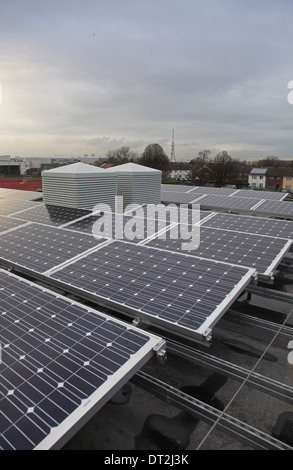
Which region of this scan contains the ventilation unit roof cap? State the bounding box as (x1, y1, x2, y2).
(42, 162, 117, 178)
(107, 162, 162, 175)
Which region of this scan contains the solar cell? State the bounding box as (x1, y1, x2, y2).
(48, 241, 254, 343)
(0, 223, 108, 275)
(0, 199, 40, 216)
(160, 186, 288, 206)
(201, 212, 293, 239)
(10, 204, 91, 227)
(161, 184, 190, 192)
(0, 215, 31, 234)
(254, 199, 293, 217)
(186, 186, 238, 196)
(2, 190, 43, 202)
(234, 189, 287, 201)
(161, 190, 204, 204)
(192, 194, 261, 211)
(0, 189, 14, 197)
(144, 226, 292, 277)
(65, 209, 174, 243)
(0, 269, 164, 449)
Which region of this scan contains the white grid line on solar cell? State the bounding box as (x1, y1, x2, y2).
(63, 210, 173, 244)
(0, 189, 14, 197)
(250, 200, 266, 211)
(201, 212, 293, 240)
(161, 186, 288, 202)
(190, 194, 209, 204)
(0, 223, 108, 275)
(63, 207, 203, 246)
(47, 241, 255, 343)
(161, 184, 190, 193)
(0, 269, 164, 450)
(0, 216, 31, 235)
(9, 204, 92, 227)
(0, 199, 42, 216)
(161, 190, 204, 204)
(188, 186, 238, 196)
(2, 190, 43, 202)
(143, 226, 292, 276)
(253, 199, 293, 217)
(193, 194, 261, 211)
(234, 190, 287, 201)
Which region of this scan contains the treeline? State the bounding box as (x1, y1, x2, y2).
(103, 143, 171, 179)
(100, 145, 293, 187)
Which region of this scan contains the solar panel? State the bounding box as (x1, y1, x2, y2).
(47, 241, 254, 343)
(192, 194, 261, 211)
(161, 186, 288, 206)
(0, 269, 165, 450)
(161, 184, 190, 192)
(161, 190, 204, 204)
(186, 186, 238, 196)
(144, 226, 292, 277)
(64, 210, 174, 243)
(0, 189, 14, 197)
(201, 212, 293, 240)
(235, 189, 287, 201)
(253, 200, 293, 218)
(250, 168, 267, 175)
(0, 223, 108, 275)
(0, 215, 31, 234)
(0, 199, 41, 216)
(10, 204, 91, 227)
(2, 190, 43, 202)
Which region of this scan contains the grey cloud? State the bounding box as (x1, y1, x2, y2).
(1, 0, 293, 160)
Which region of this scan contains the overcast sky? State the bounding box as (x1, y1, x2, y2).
(1, 0, 293, 161)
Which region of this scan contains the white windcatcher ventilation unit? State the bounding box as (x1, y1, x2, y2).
(107, 163, 162, 209)
(41, 162, 117, 211)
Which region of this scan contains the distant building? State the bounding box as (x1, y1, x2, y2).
(169, 163, 191, 180)
(0, 155, 24, 177)
(248, 168, 268, 189)
(248, 167, 293, 192)
(266, 167, 293, 192)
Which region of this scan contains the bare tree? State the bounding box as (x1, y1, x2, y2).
(257, 156, 279, 167)
(139, 143, 171, 179)
(213, 151, 234, 187)
(187, 163, 214, 186)
(106, 146, 139, 166)
(187, 149, 213, 185)
(195, 149, 211, 168)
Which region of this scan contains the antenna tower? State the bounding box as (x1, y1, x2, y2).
(171, 129, 176, 162)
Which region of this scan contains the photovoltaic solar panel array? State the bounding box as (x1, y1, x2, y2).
(0, 188, 293, 449)
(161, 184, 293, 218)
(201, 212, 293, 239)
(0, 223, 109, 275)
(144, 226, 291, 277)
(46, 241, 254, 342)
(0, 269, 164, 450)
(162, 184, 288, 200)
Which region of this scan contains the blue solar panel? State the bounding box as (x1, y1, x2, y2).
(10, 204, 91, 227)
(47, 241, 254, 343)
(0, 223, 108, 275)
(0, 269, 164, 449)
(144, 226, 292, 277)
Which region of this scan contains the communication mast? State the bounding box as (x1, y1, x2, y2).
(171, 129, 176, 162)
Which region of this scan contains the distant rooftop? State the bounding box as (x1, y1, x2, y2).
(250, 168, 268, 175)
